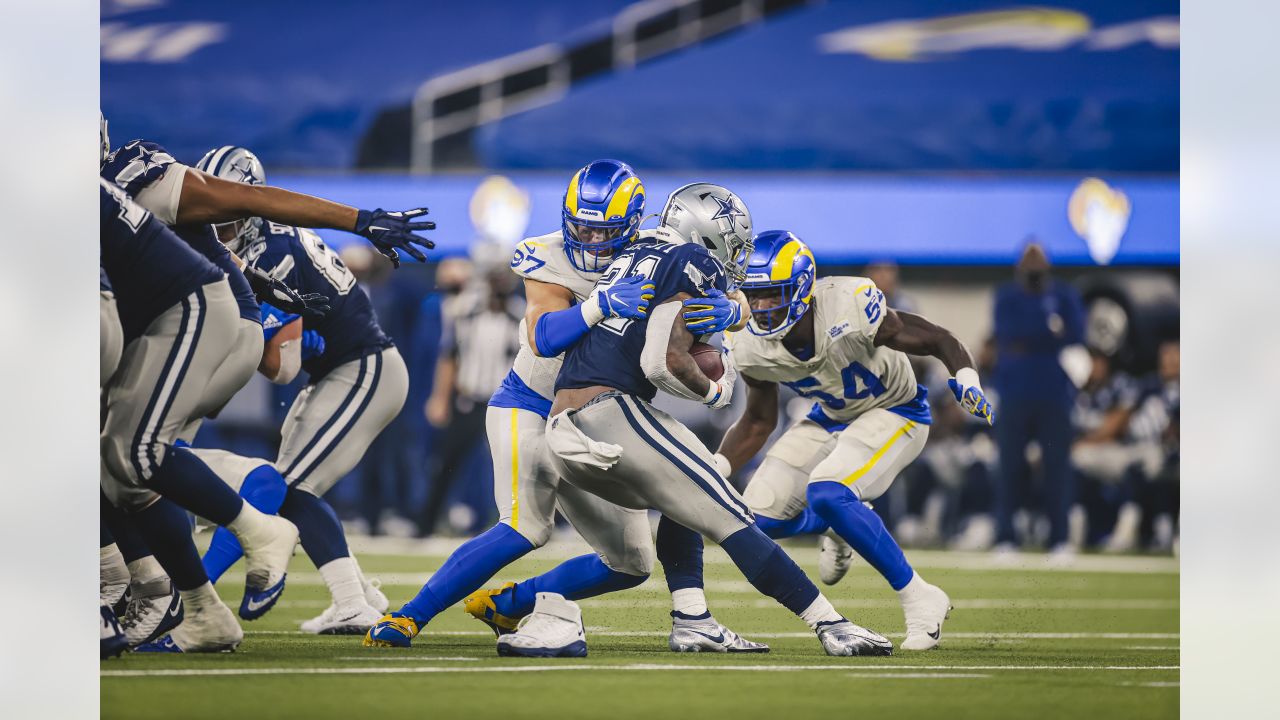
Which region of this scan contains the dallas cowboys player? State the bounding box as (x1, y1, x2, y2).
(495, 184, 891, 658)
(665, 231, 995, 651)
(181, 146, 407, 635)
(365, 163, 761, 653)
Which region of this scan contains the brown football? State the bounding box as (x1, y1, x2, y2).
(689, 341, 724, 381)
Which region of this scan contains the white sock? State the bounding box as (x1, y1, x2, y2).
(179, 581, 221, 612)
(896, 572, 926, 604)
(319, 556, 365, 608)
(225, 501, 268, 542)
(799, 594, 844, 629)
(671, 588, 708, 617)
(100, 543, 130, 587)
(126, 555, 166, 586)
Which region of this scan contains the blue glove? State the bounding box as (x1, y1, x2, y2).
(300, 330, 326, 360)
(948, 378, 995, 426)
(682, 288, 741, 334)
(354, 208, 436, 267)
(596, 275, 655, 320)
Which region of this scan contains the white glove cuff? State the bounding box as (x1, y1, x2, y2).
(955, 367, 982, 393)
(580, 292, 606, 325)
(712, 453, 732, 478)
(702, 380, 724, 405)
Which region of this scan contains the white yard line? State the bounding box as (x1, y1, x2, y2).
(245, 630, 1180, 640)
(572, 597, 1177, 610)
(102, 663, 1180, 679)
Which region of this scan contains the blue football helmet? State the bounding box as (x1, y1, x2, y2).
(561, 159, 645, 272)
(741, 230, 816, 337)
(195, 145, 267, 253)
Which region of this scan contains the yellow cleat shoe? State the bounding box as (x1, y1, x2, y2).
(462, 583, 522, 637)
(362, 613, 420, 648)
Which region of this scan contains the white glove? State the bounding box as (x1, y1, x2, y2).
(1058, 344, 1092, 389)
(702, 348, 738, 409)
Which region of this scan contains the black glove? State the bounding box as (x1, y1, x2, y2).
(354, 207, 436, 267)
(244, 266, 330, 320)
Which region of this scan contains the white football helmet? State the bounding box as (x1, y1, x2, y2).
(195, 145, 268, 253)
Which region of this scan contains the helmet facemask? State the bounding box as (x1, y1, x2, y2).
(213, 217, 262, 255)
(562, 212, 636, 272)
(743, 273, 813, 337)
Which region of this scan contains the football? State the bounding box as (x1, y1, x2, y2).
(689, 341, 724, 381)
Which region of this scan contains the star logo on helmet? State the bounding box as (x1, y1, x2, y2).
(710, 195, 745, 227)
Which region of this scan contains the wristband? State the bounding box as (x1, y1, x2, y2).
(702, 380, 724, 406)
(712, 453, 732, 478)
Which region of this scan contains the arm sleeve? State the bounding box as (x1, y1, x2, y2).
(270, 336, 302, 385)
(640, 300, 706, 403)
(533, 305, 593, 358)
(132, 163, 188, 226)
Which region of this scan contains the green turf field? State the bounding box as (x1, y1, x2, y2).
(101, 539, 1178, 719)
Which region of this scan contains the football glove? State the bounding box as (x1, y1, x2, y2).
(596, 275, 655, 320)
(354, 208, 436, 267)
(300, 330, 326, 360)
(948, 377, 995, 426)
(681, 288, 741, 334)
(702, 348, 738, 410)
(244, 266, 330, 320)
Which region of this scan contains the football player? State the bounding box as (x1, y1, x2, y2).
(663, 231, 995, 651)
(497, 183, 892, 658)
(365, 162, 763, 653)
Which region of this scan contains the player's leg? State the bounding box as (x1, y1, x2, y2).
(546, 394, 891, 657)
(993, 397, 1033, 547)
(806, 409, 950, 650)
(101, 289, 123, 389)
(276, 347, 408, 631)
(378, 406, 557, 645)
(185, 448, 288, 583)
(100, 487, 183, 647)
(1037, 400, 1076, 553)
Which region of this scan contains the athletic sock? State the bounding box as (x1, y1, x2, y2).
(178, 581, 221, 612)
(671, 588, 709, 617)
(202, 464, 288, 582)
(755, 508, 830, 539)
(807, 481, 914, 590)
(655, 517, 703, 593)
(144, 446, 245, 526)
(399, 523, 534, 624)
(278, 487, 350, 568)
(130, 498, 209, 592)
(493, 553, 648, 620)
(718, 524, 820, 616)
(896, 572, 928, 603)
(100, 544, 130, 592)
(319, 557, 365, 608)
(799, 595, 845, 630)
(126, 555, 166, 586)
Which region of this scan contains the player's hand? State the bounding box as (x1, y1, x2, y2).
(682, 288, 741, 334)
(245, 266, 330, 319)
(703, 349, 738, 410)
(597, 275, 655, 320)
(300, 330, 326, 360)
(354, 208, 436, 267)
(948, 378, 995, 426)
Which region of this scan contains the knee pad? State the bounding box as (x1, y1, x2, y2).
(742, 457, 810, 519)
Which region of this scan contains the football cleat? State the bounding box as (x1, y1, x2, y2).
(816, 619, 893, 657)
(309, 602, 384, 636)
(136, 599, 242, 653)
(900, 580, 952, 651)
(669, 611, 769, 653)
(818, 531, 855, 585)
(238, 514, 298, 620)
(120, 578, 184, 647)
(363, 613, 420, 648)
(463, 583, 522, 637)
(100, 604, 129, 660)
(496, 593, 587, 658)
(301, 575, 388, 633)
(110, 585, 132, 619)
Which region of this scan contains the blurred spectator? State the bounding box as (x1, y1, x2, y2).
(1128, 339, 1180, 550)
(417, 248, 524, 537)
(864, 261, 918, 314)
(991, 242, 1086, 554)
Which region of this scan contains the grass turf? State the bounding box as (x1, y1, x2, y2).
(101, 541, 1178, 719)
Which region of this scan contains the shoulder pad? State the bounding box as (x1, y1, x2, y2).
(101, 139, 179, 197)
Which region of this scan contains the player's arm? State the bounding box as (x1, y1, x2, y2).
(641, 294, 736, 408)
(875, 309, 994, 425)
(260, 318, 303, 384)
(175, 169, 435, 266)
(714, 373, 779, 475)
(524, 275, 653, 358)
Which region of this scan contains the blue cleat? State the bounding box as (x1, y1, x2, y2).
(100, 604, 129, 660)
(495, 593, 588, 658)
(363, 613, 420, 648)
(134, 635, 183, 653)
(239, 573, 286, 621)
(120, 579, 183, 647)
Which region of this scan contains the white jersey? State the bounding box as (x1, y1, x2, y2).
(727, 276, 923, 425)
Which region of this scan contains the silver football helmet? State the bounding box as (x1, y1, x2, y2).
(195, 145, 268, 253)
(659, 182, 753, 287)
(99, 111, 110, 167)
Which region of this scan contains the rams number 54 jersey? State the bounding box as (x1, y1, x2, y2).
(727, 277, 931, 430)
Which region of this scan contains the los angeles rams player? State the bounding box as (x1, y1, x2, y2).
(365, 162, 762, 653)
(496, 183, 891, 658)
(665, 231, 995, 651)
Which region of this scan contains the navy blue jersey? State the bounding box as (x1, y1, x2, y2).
(243, 222, 391, 381)
(102, 139, 259, 324)
(99, 179, 223, 341)
(556, 241, 729, 401)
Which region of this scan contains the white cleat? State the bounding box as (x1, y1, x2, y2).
(669, 612, 769, 653)
(306, 602, 384, 636)
(301, 575, 388, 633)
(816, 620, 893, 657)
(901, 581, 952, 651)
(496, 593, 588, 658)
(818, 531, 855, 585)
(138, 600, 243, 654)
(119, 578, 183, 647)
(238, 515, 299, 620)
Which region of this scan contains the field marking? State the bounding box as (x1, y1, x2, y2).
(574, 597, 1178, 611)
(102, 663, 1179, 679)
(846, 673, 990, 679)
(244, 630, 1180, 640)
(334, 656, 478, 662)
(1123, 646, 1180, 651)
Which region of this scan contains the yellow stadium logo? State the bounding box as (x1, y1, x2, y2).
(1068, 177, 1131, 266)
